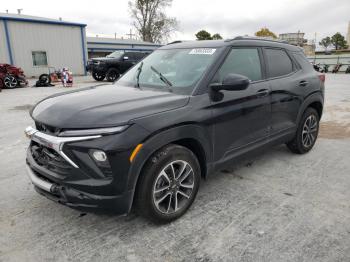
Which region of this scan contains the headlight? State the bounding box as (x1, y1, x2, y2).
(58, 125, 129, 137)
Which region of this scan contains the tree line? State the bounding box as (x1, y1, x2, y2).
(319, 33, 348, 51)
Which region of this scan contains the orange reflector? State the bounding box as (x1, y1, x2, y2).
(130, 144, 143, 162)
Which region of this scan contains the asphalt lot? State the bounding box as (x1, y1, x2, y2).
(0, 74, 349, 262)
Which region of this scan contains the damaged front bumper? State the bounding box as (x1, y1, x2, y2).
(24, 126, 134, 214)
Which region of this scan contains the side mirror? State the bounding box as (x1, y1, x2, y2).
(123, 56, 129, 61)
(210, 73, 250, 92)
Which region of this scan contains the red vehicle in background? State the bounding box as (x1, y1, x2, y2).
(0, 64, 28, 90)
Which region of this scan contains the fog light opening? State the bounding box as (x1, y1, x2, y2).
(92, 150, 107, 162)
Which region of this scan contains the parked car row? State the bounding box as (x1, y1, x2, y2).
(312, 62, 350, 73)
(0, 63, 28, 91)
(1, 49, 150, 91)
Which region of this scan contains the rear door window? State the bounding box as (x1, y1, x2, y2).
(265, 48, 294, 78)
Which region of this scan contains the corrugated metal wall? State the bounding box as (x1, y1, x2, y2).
(0, 20, 10, 63)
(6, 21, 85, 76)
(87, 43, 159, 51)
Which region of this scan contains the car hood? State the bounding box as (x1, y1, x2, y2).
(31, 84, 189, 129)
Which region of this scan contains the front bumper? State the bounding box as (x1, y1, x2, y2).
(26, 161, 133, 212)
(86, 63, 107, 74)
(25, 126, 136, 214)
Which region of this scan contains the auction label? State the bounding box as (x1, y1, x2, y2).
(189, 48, 216, 55)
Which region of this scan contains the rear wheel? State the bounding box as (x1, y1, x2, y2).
(287, 107, 319, 154)
(4, 75, 18, 88)
(135, 144, 200, 223)
(106, 68, 120, 82)
(92, 72, 105, 81)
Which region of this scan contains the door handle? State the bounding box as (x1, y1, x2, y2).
(299, 80, 308, 87)
(256, 89, 269, 97)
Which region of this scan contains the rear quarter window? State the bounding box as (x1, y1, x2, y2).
(292, 52, 314, 71)
(265, 48, 294, 78)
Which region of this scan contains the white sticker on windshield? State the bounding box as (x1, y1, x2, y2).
(189, 48, 216, 55)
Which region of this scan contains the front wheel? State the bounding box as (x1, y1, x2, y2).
(286, 107, 320, 154)
(135, 144, 201, 223)
(92, 72, 105, 81)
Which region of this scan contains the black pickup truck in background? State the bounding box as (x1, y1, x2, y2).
(86, 50, 150, 82)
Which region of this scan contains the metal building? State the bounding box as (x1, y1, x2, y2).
(0, 13, 87, 77)
(87, 37, 161, 58)
(279, 32, 307, 46)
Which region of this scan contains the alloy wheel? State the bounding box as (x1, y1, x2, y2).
(153, 160, 195, 214)
(92, 72, 105, 81)
(302, 114, 318, 148)
(4, 75, 17, 88)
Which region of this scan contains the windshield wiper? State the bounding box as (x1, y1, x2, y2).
(150, 66, 173, 89)
(135, 62, 143, 88)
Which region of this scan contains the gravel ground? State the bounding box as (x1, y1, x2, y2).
(0, 74, 349, 262)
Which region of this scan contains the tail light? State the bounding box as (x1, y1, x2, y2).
(318, 74, 325, 83)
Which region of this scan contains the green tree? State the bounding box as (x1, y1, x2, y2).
(319, 36, 332, 51)
(195, 30, 212, 40)
(212, 33, 223, 40)
(128, 0, 178, 43)
(255, 28, 277, 39)
(331, 32, 348, 50)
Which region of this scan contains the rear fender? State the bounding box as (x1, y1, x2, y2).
(296, 91, 324, 124)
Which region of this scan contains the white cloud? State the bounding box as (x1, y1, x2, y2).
(2, 0, 349, 43)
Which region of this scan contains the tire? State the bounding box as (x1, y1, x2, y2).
(92, 72, 105, 81)
(286, 107, 320, 154)
(135, 144, 201, 223)
(38, 74, 51, 85)
(4, 75, 18, 88)
(106, 68, 120, 82)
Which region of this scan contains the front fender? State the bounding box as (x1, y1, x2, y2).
(126, 124, 213, 192)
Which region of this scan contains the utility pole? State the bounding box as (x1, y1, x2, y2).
(125, 29, 136, 40)
(314, 32, 317, 59)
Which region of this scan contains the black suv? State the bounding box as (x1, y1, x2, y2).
(25, 37, 325, 223)
(86, 51, 150, 82)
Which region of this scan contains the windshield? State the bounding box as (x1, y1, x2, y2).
(106, 50, 124, 58)
(117, 48, 220, 95)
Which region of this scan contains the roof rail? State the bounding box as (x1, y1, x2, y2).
(167, 40, 183, 45)
(225, 36, 289, 44)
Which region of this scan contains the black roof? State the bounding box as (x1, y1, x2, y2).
(161, 37, 302, 52)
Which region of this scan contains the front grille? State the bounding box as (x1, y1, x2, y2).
(30, 141, 72, 176)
